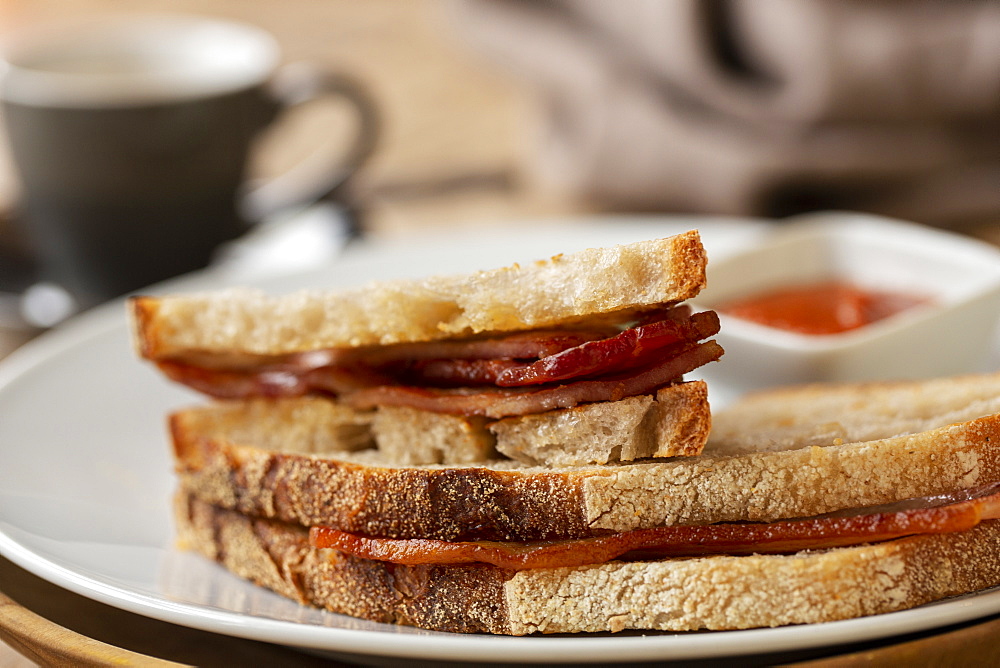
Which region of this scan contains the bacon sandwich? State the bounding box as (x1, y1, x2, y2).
(131, 233, 1000, 634)
(132, 232, 722, 467)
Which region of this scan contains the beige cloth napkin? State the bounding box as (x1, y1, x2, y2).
(455, 0, 1000, 225)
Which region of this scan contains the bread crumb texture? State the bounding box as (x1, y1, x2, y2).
(132, 232, 706, 357)
(583, 416, 1000, 530)
(492, 382, 710, 466)
(708, 374, 1000, 454)
(178, 493, 1000, 634)
(373, 406, 497, 465)
(505, 521, 1000, 634)
(172, 379, 1000, 539)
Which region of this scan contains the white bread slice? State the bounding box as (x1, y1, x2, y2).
(130, 231, 707, 359)
(169, 380, 709, 470)
(371, 406, 497, 465)
(708, 373, 1000, 455)
(177, 395, 375, 455)
(491, 382, 709, 466)
(176, 491, 1000, 635)
(170, 372, 1000, 541)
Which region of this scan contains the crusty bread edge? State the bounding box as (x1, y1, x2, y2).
(176, 491, 513, 633)
(172, 406, 1000, 539)
(129, 296, 160, 362)
(584, 414, 1000, 531)
(131, 231, 707, 359)
(505, 519, 1000, 634)
(176, 491, 1000, 635)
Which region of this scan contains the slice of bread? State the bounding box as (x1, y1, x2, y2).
(176, 491, 1000, 635)
(371, 381, 710, 467)
(169, 379, 709, 467)
(131, 231, 707, 359)
(371, 406, 497, 465)
(492, 382, 710, 466)
(170, 394, 671, 542)
(708, 373, 1000, 455)
(171, 373, 1000, 541)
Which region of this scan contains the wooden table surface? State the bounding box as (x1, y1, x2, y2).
(2, 2, 1000, 666)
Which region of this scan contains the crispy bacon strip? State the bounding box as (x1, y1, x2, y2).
(156, 362, 306, 398)
(496, 311, 720, 387)
(342, 341, 723, 418)
(311, 484, 1000, 570)
(392, 311, 718, 387)
(153, 307, 721, 416)
(154, 325, 630, 399)
(157, 338, 722, 410)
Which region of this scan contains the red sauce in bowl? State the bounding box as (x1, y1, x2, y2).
(719, 281, 928, 335)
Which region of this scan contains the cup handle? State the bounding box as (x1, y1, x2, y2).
(239, 62, 380, 223)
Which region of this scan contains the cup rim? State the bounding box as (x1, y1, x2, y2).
(0, 13, 281, 108)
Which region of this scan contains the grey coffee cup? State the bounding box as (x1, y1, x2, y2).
(0, 15, 378, 307)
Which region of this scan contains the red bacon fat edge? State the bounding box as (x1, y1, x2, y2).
(156, 306, 722, 416)
(496, 310, 720, 386)
(310, 483, 1000, 570)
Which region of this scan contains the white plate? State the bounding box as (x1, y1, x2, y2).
(3, 216, 1000, 665)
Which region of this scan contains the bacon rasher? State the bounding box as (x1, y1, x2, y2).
(343, 341, 723, 418)
(496, 311, 720, 386)
(152, 306, 722, 418)
(310, 483, 1000, 571)
(153, 307, 721, 417)
(333, 327, 621, 365)
(387, 310, 719, 388)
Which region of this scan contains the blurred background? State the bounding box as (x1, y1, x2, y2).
(0, 0, 998, 343)
(0, 0, 558, 252)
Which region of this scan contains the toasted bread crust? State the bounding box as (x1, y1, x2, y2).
(130, 232, 707, 359)
(175, 491, 513, 633)
(173, 434, 592, 541)
(176, 492, 1000, 635)
(168, 382, 713, 540)
(172, 401, 1000, 540)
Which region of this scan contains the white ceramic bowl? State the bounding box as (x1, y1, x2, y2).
(691, 212, 1000, 401)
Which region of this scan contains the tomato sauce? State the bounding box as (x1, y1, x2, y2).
(719, 281, 927, 335)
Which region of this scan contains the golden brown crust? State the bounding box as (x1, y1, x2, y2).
(172, 400, 1000, 540)
(172, 408, 595, 540)
(130, 232, 707, 360)
(128, 296, 160, 362)
(648, 381, 711, 458)
(175, 491, 514, 633)
(176, 492, 1000, 635)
